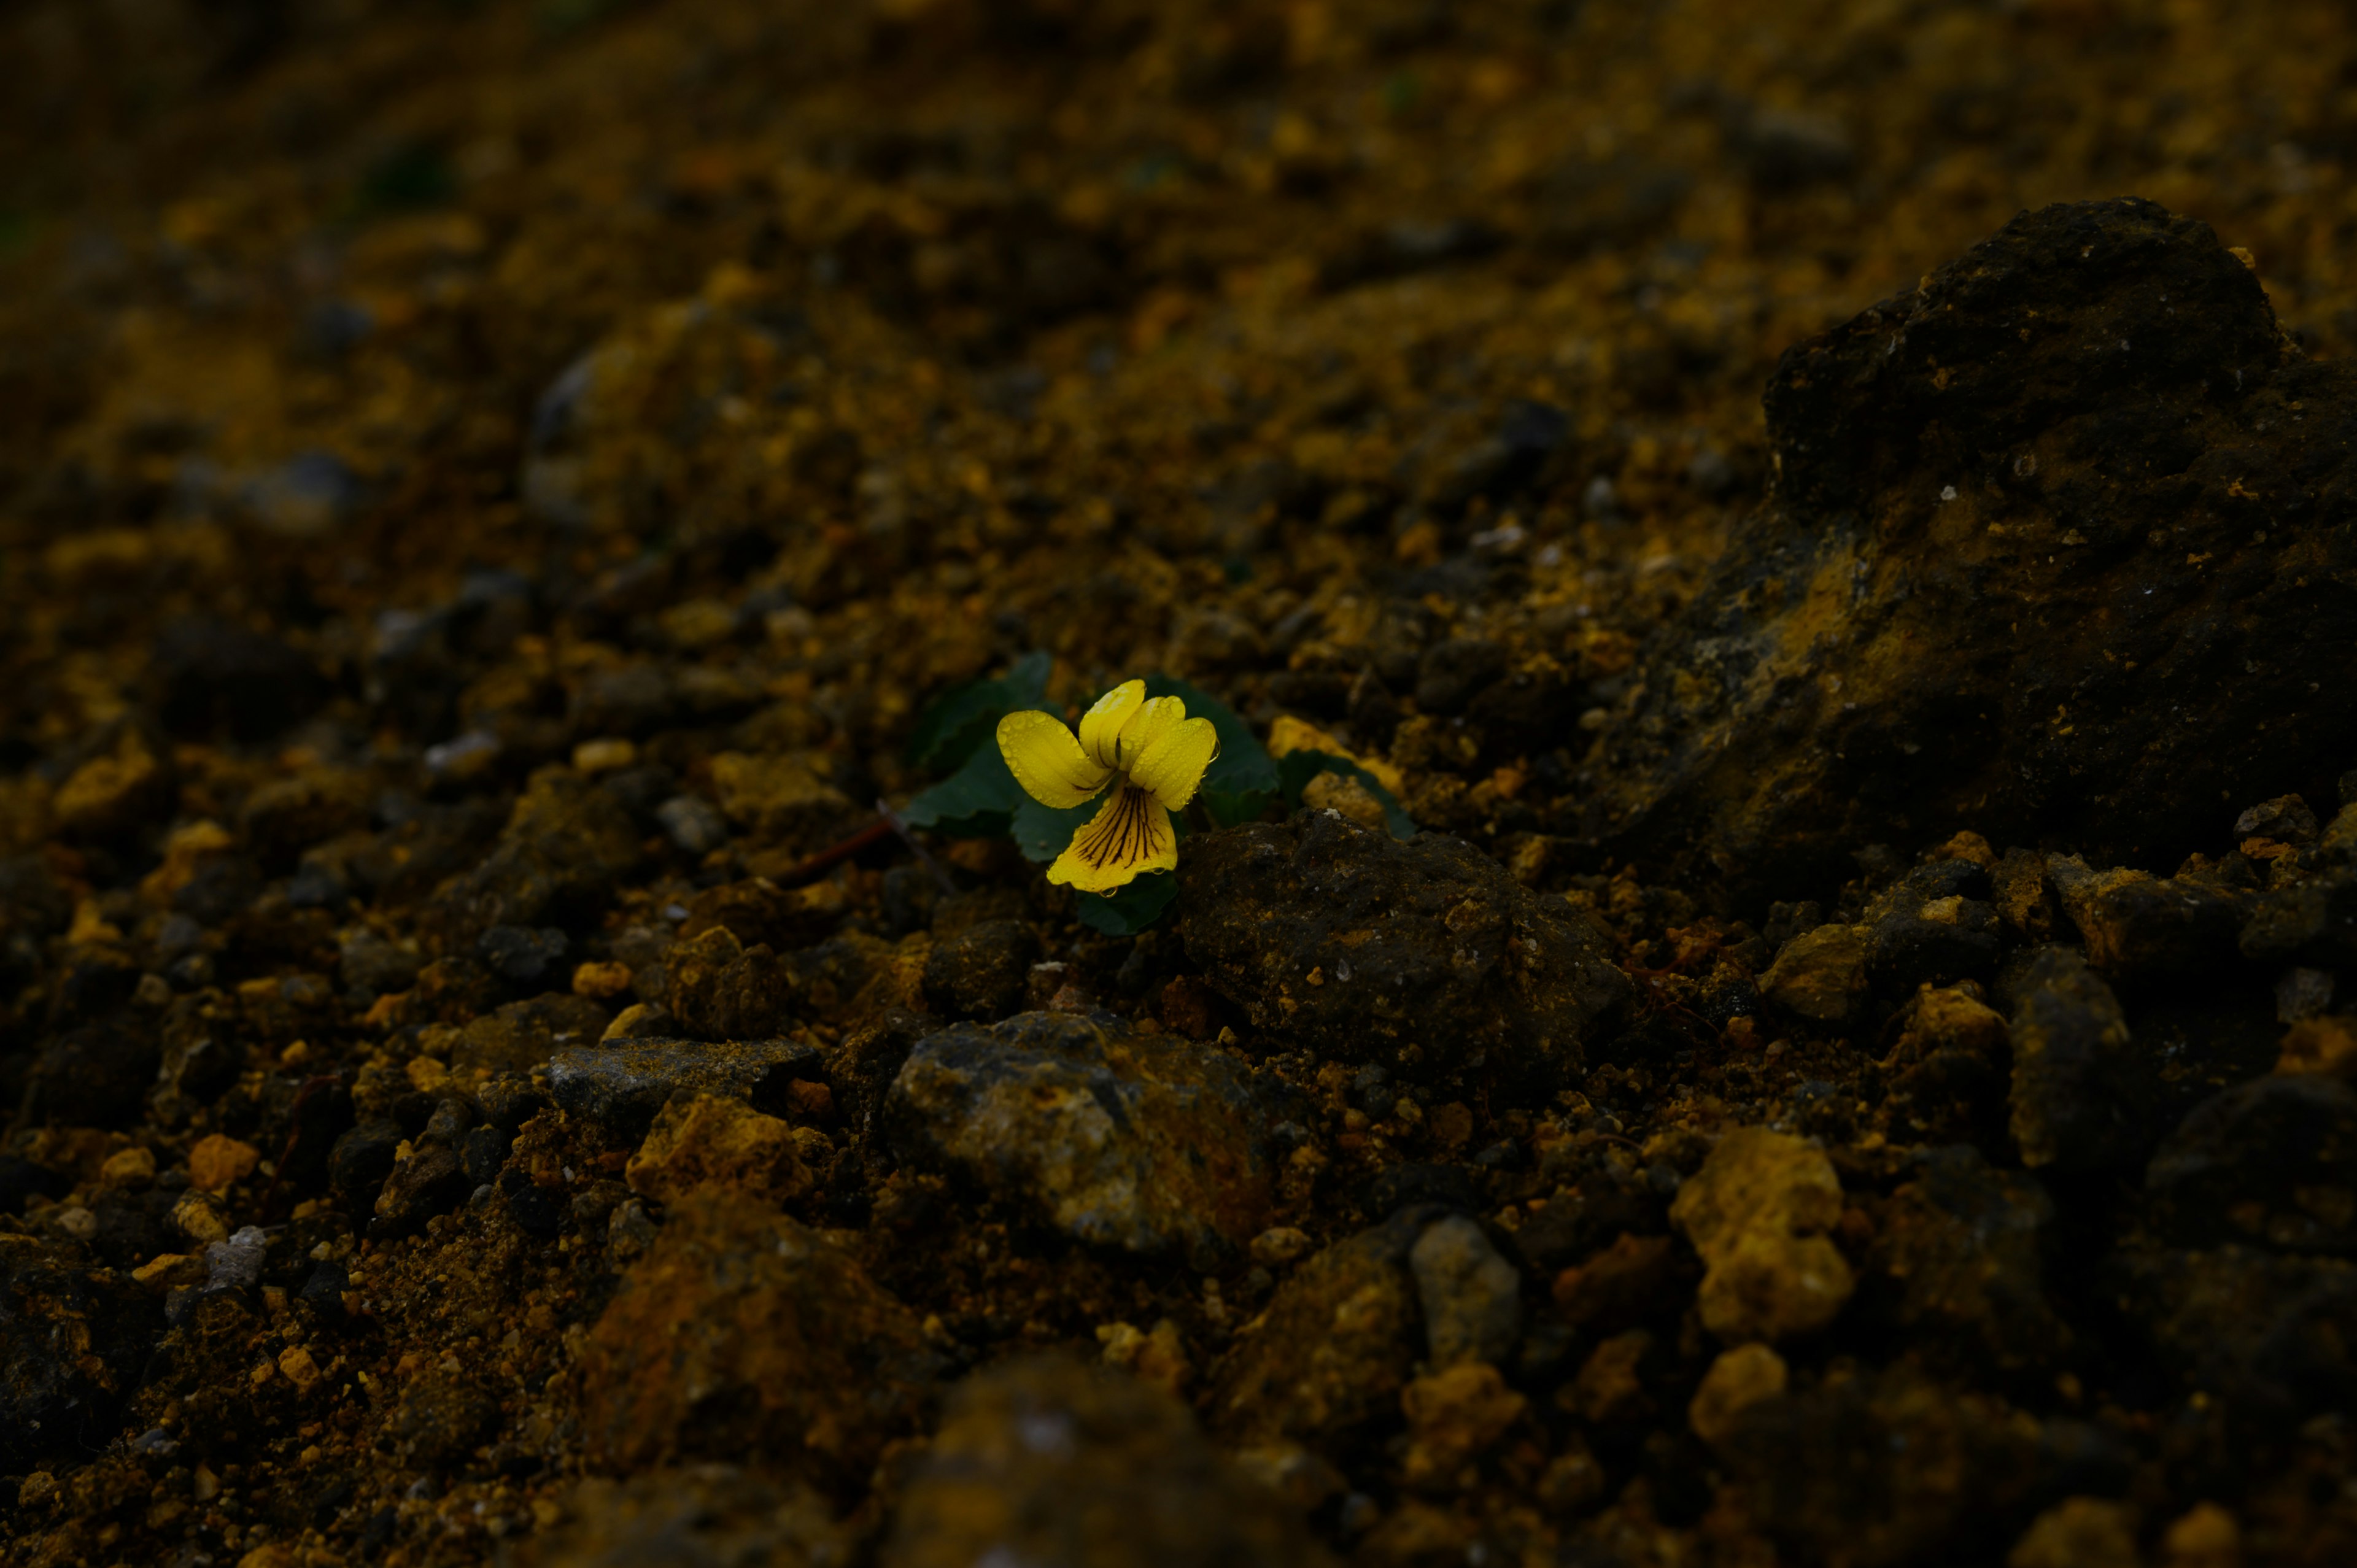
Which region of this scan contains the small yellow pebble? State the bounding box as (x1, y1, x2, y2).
(571, 736, 638, 774)
(99, 1146, 157, 1188)
(187, 1134, 260, 1194)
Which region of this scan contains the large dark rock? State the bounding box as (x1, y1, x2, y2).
(1583, 199, 2354, 893)
(884, 1011, 1285, 1267)
(1177, 811, 1628, 1093)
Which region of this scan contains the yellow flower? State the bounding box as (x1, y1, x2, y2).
(996, 679, 1220, 893)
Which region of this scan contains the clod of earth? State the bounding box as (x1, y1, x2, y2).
(1588, 199, 2357, 895)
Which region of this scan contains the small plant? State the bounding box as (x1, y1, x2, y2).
(996, 679, 1218, 894)
(900, 657, 1414, 934)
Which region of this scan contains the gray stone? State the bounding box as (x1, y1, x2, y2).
(656, 795, 730, 856)
(546, 1037, 824, 1139)
(1407, 1214, 1522, 1367)
(203, 1226, 268, 1292)
(884, 1011, 1282, 1267)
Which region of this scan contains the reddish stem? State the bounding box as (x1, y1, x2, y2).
(256, 1073, 344, 1222)
(770, 816, 896, 887)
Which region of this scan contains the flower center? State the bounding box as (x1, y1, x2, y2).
(1074, 784, 1155, 870)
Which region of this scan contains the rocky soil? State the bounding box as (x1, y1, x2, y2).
(4, 3, 2357, 1566)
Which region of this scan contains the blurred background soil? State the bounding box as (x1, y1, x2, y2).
(4, 3, 2357, 1567)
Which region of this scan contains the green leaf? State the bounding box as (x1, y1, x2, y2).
(900, 742, 1026, 836)
(905, 651, 1053, 774)
(1075, 871, 1180, 936)
(1278, 749, 1418, 840)
(1012, 795, 1097, 863)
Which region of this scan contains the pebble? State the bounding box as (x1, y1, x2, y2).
(1868, 1145, 2064, 1378)
(453, 992, 613, 1076)
(1248, 1226, 1312, 1267)
(1687, 1343, 1789, 1446)
(1209, 1207, 1441, 1448)
(546, 1036, 824, 1140)
(1398, 1362, 1527, 1488)
(878, 1354, 1323, 1568)
(474, 924, 571, 987)
(203, 1226, 269, 1291)
(2114, 1243, 2357, 1423)
(372, 1145, 473, 1237)
(622, 1094, 819, 1208)
(657, 795, 731, 855)
(187, 1134, 260, 1194)
(528, 1467, 847, 1568)
(1407, 1214, 1522, 1367)
(2047, 854, 2249, 992)
(888, 1011, 1283, 1266)
(2006, 946, 2154, 1172)
(2007, 1497, 2142, 1568)
(1670, 1126, 1856, 1343)
(576, 1191, 937, 1488)
(328, 1121, 404, 1205)
(1862, 860, 2002, 994)
(1759, 924, 1870, 1024)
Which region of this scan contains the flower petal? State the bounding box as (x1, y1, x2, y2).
(1131, 715, 1220, 811)
(1077, 679, 1147, 770)
(1111, 694, 1188, 769)
(1048, 786, 1175, 893)
(997, 710, 1112, 809)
